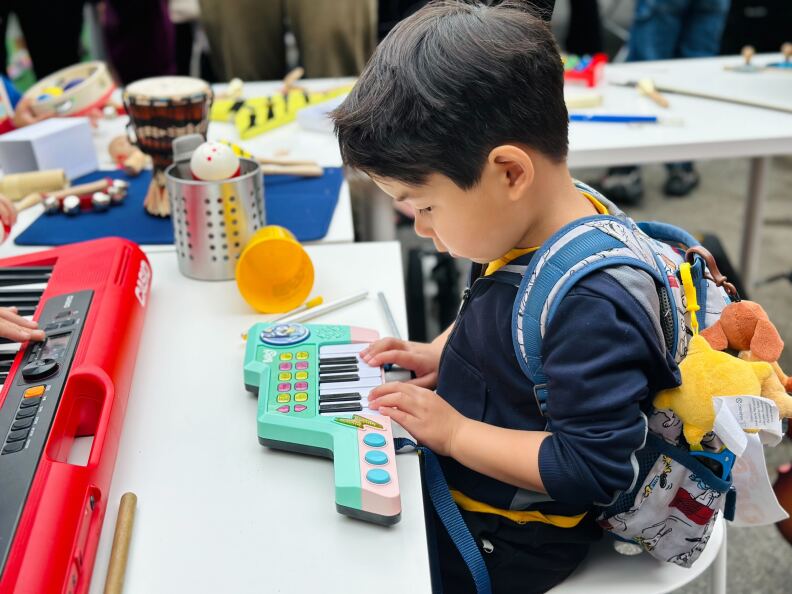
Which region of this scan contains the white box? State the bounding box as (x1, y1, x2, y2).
(0, 117, 98, 179)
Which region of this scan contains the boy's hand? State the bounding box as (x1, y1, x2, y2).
(368, 382, 465, 456)
(361, 338, 442, 388)
(11, 97, 49, 129)
(0, 307, 46, 342)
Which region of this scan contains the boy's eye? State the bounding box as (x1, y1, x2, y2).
(417, 206, 432, 214)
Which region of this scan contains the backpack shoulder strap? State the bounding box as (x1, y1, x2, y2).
(510, 215, 668, 416)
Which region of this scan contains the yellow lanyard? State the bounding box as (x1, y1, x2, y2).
(679, 262, 700, 335)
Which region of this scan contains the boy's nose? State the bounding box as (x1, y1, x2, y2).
(413, 217, 433, 239)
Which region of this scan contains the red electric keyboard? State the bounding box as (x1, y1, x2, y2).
(0, 238, 151, 594)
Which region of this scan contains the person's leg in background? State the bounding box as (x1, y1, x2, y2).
(287, 0, 377, 78)
(198, 0, 286, 81)
(597, 0, 687, 205)
(661, 0, 731, 196)
(565, 0, 603, 56)
(11, 0, 85, 78)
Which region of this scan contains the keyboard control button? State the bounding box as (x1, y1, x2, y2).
(296, 352, 309, 360)
(294, 392, 308, 402)
(366, 469, 391, 485)
(19, 397, 41, 408)
(363, 433, 386, 448)
(277, 382, 291, 392)
(11, 418, 34, 431)
(295, 362, 309, 370)
(24, 385, 46, 398)
(295, 382, 308, 390)
(276, 393, 291, 403)
(15, 407, 38, 420)
(365, 451, 389, 466)
(279, 353, 293, 361)
(278, 372, 292, 381)
(2, 441, 25, 454)
(276, 405, 291, 413)
(294, 405, 308, 412)
(279, 363, 292, 371)
(6, 429, 29, 443)
(295, 371, 308, 380)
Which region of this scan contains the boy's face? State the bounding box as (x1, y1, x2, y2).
(373, 165, 534, 264)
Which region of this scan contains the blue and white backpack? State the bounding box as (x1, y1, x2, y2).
(482, 181, 738, 567)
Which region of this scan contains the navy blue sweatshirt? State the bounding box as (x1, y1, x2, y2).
(435, 257, 681, 518)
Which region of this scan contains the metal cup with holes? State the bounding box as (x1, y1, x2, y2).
(164, 158, 264, 280)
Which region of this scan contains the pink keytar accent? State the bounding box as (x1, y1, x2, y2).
(277, 405, 290, 413)
(350, 327, 381, 343)
(357, 415, 402, 519)
(294, 404, 307, 412)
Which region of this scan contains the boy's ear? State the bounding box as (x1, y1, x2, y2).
(488, 145, 534, 199)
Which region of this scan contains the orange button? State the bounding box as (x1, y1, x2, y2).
(24, 385, 45, 398)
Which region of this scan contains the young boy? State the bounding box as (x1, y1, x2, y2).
(332, 2, 681, 592)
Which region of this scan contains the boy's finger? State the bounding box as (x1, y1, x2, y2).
(0, 308, 39, 329)
(368, 381, 409, 400)
(0, 320, 45, 343)
(367, 348, 420, 368)
(378, 406, 413, 429)
(406, 372, 437, 388)
(368, 391, 408, 411)
(0, 199, 15, 226)
(361, 337, 405, 359)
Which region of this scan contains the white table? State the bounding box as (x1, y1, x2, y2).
(85, 241, 431, 594)
(568, 54, 792, 288)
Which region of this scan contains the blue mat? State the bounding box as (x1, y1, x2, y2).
(14, 167, 343, 246)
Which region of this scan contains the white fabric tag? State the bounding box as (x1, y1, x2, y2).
(729, 434, 789, 527)
(713, 395, 783, 456)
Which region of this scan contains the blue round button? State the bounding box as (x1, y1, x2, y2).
(365, 450, 389, 465)
(363, 433, 386, 448)
(259, 323, 310, 346)
(366, 469, 391, 485)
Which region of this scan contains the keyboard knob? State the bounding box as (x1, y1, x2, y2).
(21, 358, 59, 381)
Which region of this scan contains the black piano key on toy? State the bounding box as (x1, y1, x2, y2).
(319, 403, 363, 414)
(319, 356, 358, 364)
(317, 365, 359, 374)
(318, 392, 362, 403)
(13, 306, 37, 317)
(0, 267, 53, 287)
(0, 290, 44, 306)
(319, 374, 360, 383)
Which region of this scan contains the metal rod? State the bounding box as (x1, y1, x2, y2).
(377, 291, 401, 340)
(279, 291, 368, 324)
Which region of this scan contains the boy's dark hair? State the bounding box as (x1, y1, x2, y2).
(332, 0, 568, 189)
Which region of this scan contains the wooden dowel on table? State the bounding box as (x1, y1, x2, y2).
(104, 492, 138, 594)
(260, 164, 324, 177)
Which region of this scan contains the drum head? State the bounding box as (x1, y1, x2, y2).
(125, 77, 210, 103)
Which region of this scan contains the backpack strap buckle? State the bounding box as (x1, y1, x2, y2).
(533, 383, 549, 417)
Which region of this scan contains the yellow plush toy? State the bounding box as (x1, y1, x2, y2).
(653, 261, 792, 450)
(654, 334, 792, 450)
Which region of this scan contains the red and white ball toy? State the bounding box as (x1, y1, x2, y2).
(190, 141, 241, 181)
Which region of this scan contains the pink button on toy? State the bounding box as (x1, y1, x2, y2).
(278, 382, 291, 391)
(296, 362, 309, 370)
(277, 405, 290, 413)
(294, 405, 307, 412)
(295, 381, 308, 390)
(279, 363, 292, 371)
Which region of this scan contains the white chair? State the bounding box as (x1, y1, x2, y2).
(550, 518, 727, 594)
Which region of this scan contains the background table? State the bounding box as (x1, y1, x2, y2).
(85, 241, 431, 593)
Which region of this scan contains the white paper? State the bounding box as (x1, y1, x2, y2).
(729, 434, 789, 527)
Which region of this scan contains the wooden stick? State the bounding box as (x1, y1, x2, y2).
(104, 492, 137, 594)
(257, 156, 320, 167)
(260, 164, 324, 177)
(14, 192, 44, 213)
(14, 178, 114, 213)
(282, 67, 305, 93)
(637, 78, 669, 108)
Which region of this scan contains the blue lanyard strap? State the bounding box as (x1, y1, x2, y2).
(396, 437, 492, 594)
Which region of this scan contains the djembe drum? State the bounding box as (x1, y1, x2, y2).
(123, 76, 213, 217)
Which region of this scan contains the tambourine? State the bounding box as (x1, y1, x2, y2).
(23, 61, 116, 117)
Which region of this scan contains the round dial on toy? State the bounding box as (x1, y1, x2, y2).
(259, 323, 310, 346)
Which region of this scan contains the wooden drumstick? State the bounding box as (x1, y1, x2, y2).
(782, 42, 792, 65)
(104, 492, 137, 594)
(260, 164, 324, 177)
(742, 45, 755, 67)
(257, 156, 320, 167)
(637, 78, 669, 108)
(282, 67, 305, 93)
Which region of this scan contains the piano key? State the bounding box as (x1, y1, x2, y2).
(0, 290, 44, 306)
(0, 372, 8, 383)
(319, 403, 363, 414)
(319, 357, 358, 367)
(319, 374, 360, 383)
(0, 341, 21, 354)
(318, 392, 362, 403)
(316, 364, 358, 374)
(0, 267, 52, 288)
(319, 343, 368, 356)
(13, 306, 37, 317)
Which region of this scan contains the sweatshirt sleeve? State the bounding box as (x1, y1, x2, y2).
(537, 272, 678, 506)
